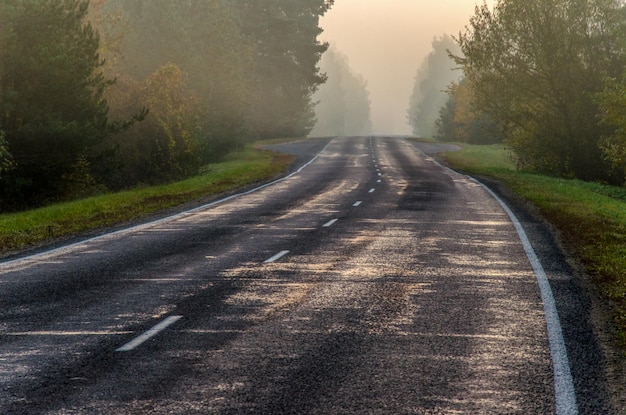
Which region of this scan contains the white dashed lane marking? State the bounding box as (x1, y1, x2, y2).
(264, 250, 290, 263)
(116, 315, 183, 352)
(323, 219, 339, 228)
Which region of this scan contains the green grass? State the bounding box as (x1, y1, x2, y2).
(0, 145, 294, 255)
(440, 143, 626, 349)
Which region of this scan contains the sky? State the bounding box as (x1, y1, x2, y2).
(319, 0, 480, 135)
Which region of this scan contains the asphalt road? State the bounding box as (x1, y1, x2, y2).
(0, 136, 616, 414)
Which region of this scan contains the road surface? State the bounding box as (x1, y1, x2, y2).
(0, 136, 615, 413)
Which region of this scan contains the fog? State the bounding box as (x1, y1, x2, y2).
(0, 0, 486, 209)
(310, 46, 373, 137)
(319, 0, 480, 135)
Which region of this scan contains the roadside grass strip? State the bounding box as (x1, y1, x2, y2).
(0, 140, 334, 269)
(0, 145, 294, 256)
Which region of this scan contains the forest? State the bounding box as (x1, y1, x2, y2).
(0, 0, 334, 211)
(6, 0, 626, 215)
(408, 0, 626, 185)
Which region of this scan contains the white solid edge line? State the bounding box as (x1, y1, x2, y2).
(403, 138, 577, 414)
(116, 315, 183, 352)
(1, 140, 335, 267)
(323, 219, 338, 228)
(474, 179, 578, 415)
(264, 250, 290, 264)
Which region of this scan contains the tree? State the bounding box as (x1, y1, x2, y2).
(434, 92, 457, 143)
(310, 46, 372, 136)
(87, 0, 129, 67)
(119, 1, 252, 120)
(143, 64, 202, 179)
(0, 0, 113, 207)
(0, 0, 335, 207)
(407, 35, 461, 138)
(435, 79, 503, 144)
(114, 0, 333, 144)
(0, 132, 15, 180)
(595, 6, 626, 184)
(88, 0, 333, 189)
(236, 0, 334, 138)
(597, 75, 626, 183)
(455, 0, 624, 180)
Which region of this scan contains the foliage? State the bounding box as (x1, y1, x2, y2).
(597, 75, 626, 183)
(87, 0, 128, 61)
(434, 91, 456, 142)
(112, 0, 253, 154)
(0, 0, 113, 209)
(0, 0, 333, 210)
(454, 0, 624, 181)
(96, 0, 332, 183)
(113, 0, 333, 141)
(0, 132, 15, 179)
(309, 46, 372, 136)
(435, 79, 504, 144)
(236, 0, 334, 139)
(407, 35, 461, 138)
(143, 64, 202, 178)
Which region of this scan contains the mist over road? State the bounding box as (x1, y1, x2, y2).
(0, 137, 611, 413)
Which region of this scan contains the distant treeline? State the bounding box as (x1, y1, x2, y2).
(408, 0, 626, 185)
(0, 0, 333, 210)
(310, 45, 372, 137)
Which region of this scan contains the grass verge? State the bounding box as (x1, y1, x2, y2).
(0, 145, 294, 256)
(439, 143, 626, 349)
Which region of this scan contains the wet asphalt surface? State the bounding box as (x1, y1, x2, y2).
(0, 136, 617, 414)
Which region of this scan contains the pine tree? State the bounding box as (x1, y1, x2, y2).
(0, 0, 112, 207)
(237, 0, 334, 138)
